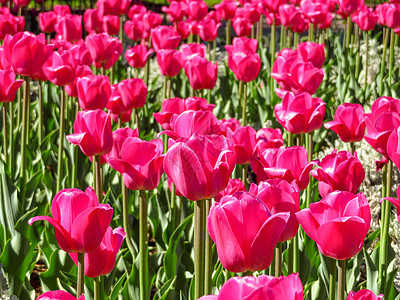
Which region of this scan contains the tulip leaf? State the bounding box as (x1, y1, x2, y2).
(152, 276, 176, 300)
(0, 160, 18, 238)
(363, 247, 379, 294)
(109, 272, 127, 300)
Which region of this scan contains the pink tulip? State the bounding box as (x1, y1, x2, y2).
(219, 118, 241, 135)
(187, 0, 209, 21)
(142, 11, 162, 34)
(67, 109, 113, 157)
(0, 13, 24, 40)
(208, 191, 289, 272)
(153, 97, 214, 130)
(199, 274, 303, 300)
(69, 226, 125, 278)
(279, 4, 309, 33)
(250, 179, 300, 242)
(29, 187, 113, 253)
(128, 4, 147, 20)
(13, 0, 30, 7)
(184, 56, 218, 90)
(352, 6, 378, 32)
(376, 3, 400, 28)
(0, 70, 23, 102)
(3, 31, 53, 79)
(264, 0, 288, 13)
(54, 5, 71, 17)
(38, 290, 85, 300)
(265, 11, 282, 27)
(215, 178, 245, 202)
(162, 1, 188, 23)
(250, 146, 316, 190)
(347, 289, 383, 300)
(83, 9, 103, 34)
(325, 103, 365, 142)
(85, 33, 122, 70)
(157, 49, 183, 77)
(236, 3, 261, 24)
(300, 0, 332, 26)
(198, 18, 221, 41)
(226, 36, 258, 53)
(107, 137, 164, 190)
(386, 126, 400, 170)
(165, 134, 235, 200)
(215, 0, 239, 20)
(69, 43, 93, 67)
(297, 42, 325, 68)
(181, 43, 207, 61)
(107, 84, 126, 116)
(151, 25, 181, 52)
(97, 0, 130, 15)
(381, 185, 400, 223)
(254, 128, 284, 156)
(65, 65, 93, 98)
(125, 45, 153, 69)
(232, 16, 252, 37)
(274, 92, 326, 134)
(124, 19, 144, 41)
(296, 191, 371, 260)
(227, 50, 261, 82)
(55, 15, 82, 43)
(229, 126, 257, 164)
(42, 51, 76, 86)
(310, 150, 365, 197)
(117, 78, 147, 109)
(77, 75, 111, 110)
(336, 0, 364, 19)
(103, 15, 120, 36)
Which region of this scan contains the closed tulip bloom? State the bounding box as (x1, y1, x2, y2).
(152, 25, 181, 52)
(296, 191, 371, 260)
(381, 185, 400, 223)
(77, 75, 111, 110)
(236, 3, 261, 24)
(0, 70, 23, 102)
(107, 137, 164, 190)
(376, 3, 400, 28)
(297, 42, 325, 68)
(0, 13, 23, 40)
(103, 127, 138, 161)
(232, 17, 252, 37)
(199, 274, 303, 300)
(107, 84, 126, 115)
(325, 103, 365, 142)
(311, 150, 365, 197)
(54, 4, 72, 17)
(181, 43, 207, 61)
(254, 128, 284, 156)
(117, 78, 147, 109)
(275, 92, 326, 134)
(29, 187, 113, 253)
(187, 0, 208, 21)
(250, 146, 316, 190)
(83, 9, 103, 34)
(124, 19, 144, 41)
(198, 18, 221, 41)
(3, 31, 53, 79)
(250, 179, 300, 242)
(67, 109, 113, 157)
(219, 118, 241, 135)
(102, 15, 120, 36)
(347, 289, 383, 300)
(142, 11, 162, 33)
(336, 0, 364, 18)
(154, 97, 214, 130)
(279, 4, 309, 33)
(265, 12, 282, 27)
(176, 20, 195, 39)
(352, 6, 378, 32)
(215, 0, 239, 20)
(69, 226, 125, 278)
(215, 178, 246, 202)
(97, 0, 130, 16)
(185, 56, 218, 90)
(226, 36, 258, 53)
(128, 4, 147, 20)
(165, 134, 236, 200)
(300, 0, 332, 25)
(65, 65, 93, 98)
(70, 43, 93, 67)
(208, 192, 289, 272)
(229, 126, 257, 164)
(125, 45, 153, 69)
(162, 1, 188, 23)
(157, 49, 183, 77)
(86, 33, 122, 69)
(42, 51, 76, 86)
(264, 0, 288, 13)
(55, 15, 82, 43)
(227, 50, 261, 82)
(38, 290, 85, 300)
(386, 126, 400, 170)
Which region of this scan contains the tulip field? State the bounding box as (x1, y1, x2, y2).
(4, 0, 400, 299)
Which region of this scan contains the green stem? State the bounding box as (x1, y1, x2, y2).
(71, 101, 78, 188)
(38, 81, 43, 145)
(139, 190, 149, 300)
(17, 77, 21, 128)
(364, 32, 369, 91)
(293, 234, 299, 273)
(308, 23, 314, 42)
(194, 200, 205, 299)
(288, 238, 294, 274)
(3, 103, 8, 165)
(204, 198, 213, 295)
(122, 176, 137, 255)
(337, 260, 346, 300)
(345, 18, 352, 50)
(242, 164, 247, 190)
(388, 29, 395, 88)
(355, 28, 361, 79)
(241, 82, 247, 125)
(20, 77, 30, 207)
(274, 242, 282, 277)
(95, 155, 102, 202)
(329, 258, 336, 300)
(135, 108, 140, 136)
(243, 270, 253, 276)
(305, 133, 313, 208)
(280, 25, 286, 50)
(270, 17, 276, 102)
(207, 42, 212, 63)
(350, 142, 355, 154)
(212, 40, 217, 63)
(294, 33, 299, 49)
(287, 132, 293, 147)
(379, 28, 389, 95)
(167, 78, 172, 99)
(56, 88, 66, 193)
(94, 277, 100, 300)
(163, 76, 168, 100)
(77, 252, 85, 298)
(226, 20, 231, 46)
(8, 101, 14, 177)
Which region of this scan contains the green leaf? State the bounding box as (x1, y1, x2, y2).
(109, 272, 127, 300)
(152, 276, 176, 300)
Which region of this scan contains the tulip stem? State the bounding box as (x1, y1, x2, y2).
(38, 81, 43, 145)
(204, 198, 213, 295)
(293, 234, 299, 273)
(9, 101, 14, 177)
(135, 108, 140, 136)
(329, 258, 336, 300)
(194, 199, 205, 299)
(274, 242, 282, 277)
(94, 277, 100, 300)
(56, 88, 66, 193)
(242, 165, 247, 189)
(389, 29, 395, 88)
(379, 28, 389, 96)
(257, 16, 263, 48)
(364, 32, 369, 91)
(20, 77, 30, 208)
(170, 184, 178, 228)
(305, 133, 313, 208)
(280, 25, 286, 50)
(308, 23, 314, 43)
(71, 101, 79, 188)
(2, 103, 8, 165)
(345, 18, 352, 50)
(77, 252, 85, 299)
(241, 82, 247, 126)
(294, 33, 299, 49)
(122, 177, 137, 255)
(337, 259, 346, 300)
(139, 190, 149, 300)
(355, 28, 361, 80)
(94, 155, 102, 202)
(270, 17, 276, 104)
(350, 142, 355, 154)
(226, 20, 231, 46)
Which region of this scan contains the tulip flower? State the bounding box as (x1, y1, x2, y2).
(142, 11, 162, 34)
(164, 134, 236, 200)
(199, 274, 303, 300)
(376, 3, 400, 28)
(107, 137, 164, 190)
(181, 43, 207, 61)
(274, 92, 326, 134)
(264, 0, 288, 13)
(177, 20, 196, 40)
(184, 56, 218, 90)
(37, 290, 85, 300)
(162, 1, 188, 23)
(83, 9, 103, 34)
(0, 70, 23, 102)
(97, 0, 130, 15)
(381, 185, 400, 223)
(310, 150, 365, 197)
(227, 50, 261, 82)
(69, 226, 125, 278)
(124, 19, 144, 41)
(77, 75, 111, 110)
(125, 45, 153, 69)
(67, 109, 113, 157)
(151, 25, 181, 52)
(352, 6, 378, 32)
(103, 127, 138, 161)
(300, 0, 332, 26)
(208, 191, 289, 272)
(325, 103, 366, 143)
(215, 178, 246, 202)
(70, 43, 93, 67)
(85, 33, 122, 70)
(55, 15, 82, 43)
(29, 187, 113, 253)
(232, 17, 252, 37)
(65, 65, 93, 98)
(3, 31, 53, 79)
(198, 18, 221, 41)
(226, 37, 258, 53)
(0, 13, 23, 40)
(336, 0, 364, 19)
(156, 49, 183, 77)
(297, 42, 325, 68)
(229, 126, 257, 164)
(219, 118, 241, 135)
(53, 4, 72, 17)
(215, 0, 239, 20)
(186, 0, 209, 21)
(117, 78, 147, 109)
(265, 12, 282, 27)
(153, 97, 214, 130)
(128, 4, 147, 20)
(254, 128, 284, 156)
(42, 51, 76, 86)
(250, 146, 316, 190)
(347, 289, 383, 300)
(102, 15, 120, 36)
(279, 4, 309, 34)
(296, 191, 371, 260)
(386, 126, 400, 170)
(106, 84, 126, 116)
